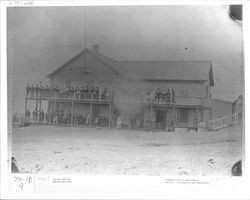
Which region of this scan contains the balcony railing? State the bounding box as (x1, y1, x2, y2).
(26, 91, 203, 106)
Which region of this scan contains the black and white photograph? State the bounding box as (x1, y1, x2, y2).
(1, 1, 249, 198)
(8, 5, 244, 176)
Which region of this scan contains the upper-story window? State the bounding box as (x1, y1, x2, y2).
(206, 86, 209, 97)
(180, 88, 188, 97)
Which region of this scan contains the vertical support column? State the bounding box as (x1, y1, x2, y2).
(173, 105, 176, 129)
(150, 104, 153, 131)
(89, 102, 93, 127)
(39, 99, 42, 124)
(196, 106, 199, 131)
(24, 97, 27, 123)
(109, 102, 112, 128)
(196, 107, 199, 122)
(53, 101, 56, 114)
(71, 101, 74, 126)
(209, 108, 212, 120)
(53, 100, 56, 124)
(200, 106, 204, 122)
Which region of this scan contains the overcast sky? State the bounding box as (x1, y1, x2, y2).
(7, 6, 243, 113)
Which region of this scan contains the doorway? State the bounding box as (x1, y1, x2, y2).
(156, 110, 167, 129)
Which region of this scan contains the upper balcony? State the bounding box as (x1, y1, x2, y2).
(26, 89, 203, 107)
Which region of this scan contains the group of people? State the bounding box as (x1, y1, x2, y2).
(26, 84, 60, 98)
(130, 116, 144, 130)
(26, 83, 177, 104)
(154, 88, 176, 104)
(26, 83, 112, 101)
(25, 108, 110, 127)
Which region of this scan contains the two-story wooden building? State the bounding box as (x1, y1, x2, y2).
(41, 45, 220, 130)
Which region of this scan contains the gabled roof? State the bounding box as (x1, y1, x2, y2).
(47, 48, 121, 78)
(115, 60, 214, 86)
(47, 48, 214, 86)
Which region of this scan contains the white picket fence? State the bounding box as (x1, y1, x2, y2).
(198, 113, 240, 131)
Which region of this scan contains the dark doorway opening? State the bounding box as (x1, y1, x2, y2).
(156, 110, 166, 129)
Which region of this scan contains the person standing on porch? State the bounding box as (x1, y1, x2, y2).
(85, 114, 90, 126)
(193, 116, 198, 132)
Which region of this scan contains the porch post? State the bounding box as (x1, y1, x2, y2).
(90, 102, 93, 127)
(150, 104, 153, 130)
(209, 108, 212, 120)
(24, 97, 27, 123)
(36, 99, 38, 110)
(53, 101, 56, 114)
(71, 101, 74, 126)
(109, 102, 112, 128)
(53, 100, 56, 124)
(196, 107, 199, 121)
(173, 105, 176, 129)
(39, 99, 42, 124)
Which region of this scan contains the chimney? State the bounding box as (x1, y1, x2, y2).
(92, 44, 99, 54)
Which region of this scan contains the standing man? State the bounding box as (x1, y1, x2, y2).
(35, 84, 39, 97)
(193, 116, 198, 132)
(166, 89, 170, 103)
(85, 113, 90, 126)
(155, 88, 161, 103)
(171, 89, 176, 103)
(45, 110, 50, 124)
(30, 85, 35, 97)
(25, 108, 30, 123)
(26, 84, 30, 97)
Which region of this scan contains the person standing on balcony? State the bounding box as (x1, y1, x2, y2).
(166, 89, 170, 103)
(95, 86, 99, 100)
(86, 86, 90, 99)
(171, 89, 176, 103)
(26, 84, 30, 97)
(90, 86, 95, 100)
(75, 86, 80, 99)
(39, 82, 43, 97)
(45, 85, 49, 97)
(35, 84, 39, 97)
(101, 88, 107, 100)
(155, 88, 161, 103)
(30, 85, 34, 97)
(80, 86, 84, 99)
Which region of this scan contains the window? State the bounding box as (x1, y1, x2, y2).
(181, 88, 188, 96)
(206, 86, 209, 97)
(180, 109, 188, 123)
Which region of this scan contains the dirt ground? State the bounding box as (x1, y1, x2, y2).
(12, 125, 243, 176)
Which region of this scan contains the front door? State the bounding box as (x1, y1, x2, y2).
(156, 110, 166, 129)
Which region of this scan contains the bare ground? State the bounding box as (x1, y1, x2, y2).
(12, 125, 243, 176)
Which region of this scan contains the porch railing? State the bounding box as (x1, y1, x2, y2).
(198, 113, 240, 131)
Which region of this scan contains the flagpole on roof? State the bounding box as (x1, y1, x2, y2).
(84, 7, 86, 50)
(83, 7, 89, 74)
